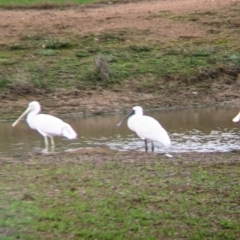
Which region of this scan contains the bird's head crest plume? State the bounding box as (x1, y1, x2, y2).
(132, 106, 143, 116)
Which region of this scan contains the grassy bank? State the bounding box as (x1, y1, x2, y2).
(1, 150, 240, 239)
(0, 0, 98, 8)
(0, 2, 240, 96)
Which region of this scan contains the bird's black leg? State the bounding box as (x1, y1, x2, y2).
(144, 139, 148, 152)
(151, 142, 154, 152)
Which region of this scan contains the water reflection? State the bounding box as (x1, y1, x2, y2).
(1, 106, 239, 154)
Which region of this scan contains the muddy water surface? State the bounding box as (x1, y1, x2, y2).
(1, 106, 240, 154)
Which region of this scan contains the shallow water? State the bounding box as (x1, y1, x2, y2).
(1, 106, 240, 154)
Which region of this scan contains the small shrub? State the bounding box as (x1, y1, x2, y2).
(129, 45, 152, 52)
(36, 49, 58, 56)
(8, 69, 46, 94)
(0, 77, 9, 89)
(76, 51, 90, 58)
(42, 39, 73, 50)
(0, 59, 18, 65)
(9, 43, 28, 50)
(95, 55, 111, 81)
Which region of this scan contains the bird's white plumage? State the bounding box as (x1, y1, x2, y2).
(12, 101, 77, 148)
(30, 114, 76, 139)
(118, 106, 171, 151)
(232, 112, 240, 123)
(128, 114, 171, 147)
(128, 106, 171, 148)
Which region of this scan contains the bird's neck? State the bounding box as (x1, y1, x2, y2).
(26, 108, 40, 129)
(127, 114, 139, 132)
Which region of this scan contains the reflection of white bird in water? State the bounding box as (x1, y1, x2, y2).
(12, 101, 77, 149)
(117, 106, 171, 152)
(233, 111, 240, 123)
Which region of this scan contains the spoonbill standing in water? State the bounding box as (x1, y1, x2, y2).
(117, 106, 171, 152)
(12, 101, 77, 149)
(233, 111, 240, 123)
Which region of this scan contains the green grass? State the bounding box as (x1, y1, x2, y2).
(0, 0, 98, 8)
(1, 33, 239, 93)
(1, 151, 240, 239)
(0, 2, 239, 94)
(0, 0, 90, 2)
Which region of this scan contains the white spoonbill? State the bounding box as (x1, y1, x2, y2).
(233, 111, 240, 123)
(12, 101, 77, 148)
(117, 106, 171, 152)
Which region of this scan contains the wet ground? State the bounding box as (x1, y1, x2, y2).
(2, 106, 239, 155)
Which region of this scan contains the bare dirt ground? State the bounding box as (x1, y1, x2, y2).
(0, 0, 240, 116)
(0, 0, 239, 44)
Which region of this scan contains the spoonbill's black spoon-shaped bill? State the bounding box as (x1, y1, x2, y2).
(12, 101, 77, 149)
(117, 106, 171, 152)
(233, 112, 240, 123)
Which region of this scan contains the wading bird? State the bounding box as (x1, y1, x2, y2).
(117, 106, 171, 152)
(233, 111, 240, 123)
(12, 101, 77, 149)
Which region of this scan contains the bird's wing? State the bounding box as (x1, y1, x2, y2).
(34, 114, 68, 136)
(61, 124, 77, 139)
(134, 116, 170, 147)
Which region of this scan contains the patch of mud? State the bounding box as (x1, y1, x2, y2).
(0, 0, 238, 44)
(2, 68, 240, 119)
(4, 148, 240, 166)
